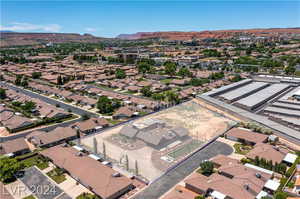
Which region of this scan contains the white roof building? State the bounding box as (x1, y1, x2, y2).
(211, 190, 226, 199)
(283, 153, 298, 164)
(256, 191, 268, 199)
(264, 179, 280, 192)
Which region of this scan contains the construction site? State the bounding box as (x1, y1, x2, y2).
(80, 100, 235, 182)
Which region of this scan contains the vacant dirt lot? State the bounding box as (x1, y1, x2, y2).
(80, 100, 235, 181)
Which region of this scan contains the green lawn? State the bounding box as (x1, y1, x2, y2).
(160, 78, 174, 84)
(23, 195, 35, 199)
(46, 168, 66, 184)
(233, 143, 253, 155)
(19, 155, 49, 170)
(76, 193, 100, 199)
(107, 118, 122, 125)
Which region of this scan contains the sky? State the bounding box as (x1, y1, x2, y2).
(1, 1, 300, 38)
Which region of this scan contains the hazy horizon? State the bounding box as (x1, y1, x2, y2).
(1, 1, 299, 37)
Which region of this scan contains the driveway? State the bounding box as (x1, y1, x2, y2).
(133, 141, 233, 199)
(18, 167, 68, 199)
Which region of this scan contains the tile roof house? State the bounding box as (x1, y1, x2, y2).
(210, 154, 240, 168)
(171, 79, 189, 86)
(185, 157, 273, 199)
(125, 85, 140, 92)
(1, 114, 34, 132)
(225, 128, 268, 146)
(113, 107, 135, 120)
(0, 138, 30, 157)
(27, 127, 77, 148)
(73, 118, 109, 134)
(40, 146, 133, 199)
(246, 143, 289, 164)
(161, 185, 198, 199)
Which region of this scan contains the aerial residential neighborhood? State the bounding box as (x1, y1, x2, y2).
(1, 1, 300, 199)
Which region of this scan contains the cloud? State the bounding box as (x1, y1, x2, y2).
(0, 22, 61, 32)
(85, 27, 97, 32)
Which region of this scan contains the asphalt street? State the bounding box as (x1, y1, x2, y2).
(0, 82, 92, 142)
(0, 82, 99, 118)
(133, 141, 233, 199)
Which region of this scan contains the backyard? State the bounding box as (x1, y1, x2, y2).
(233, 143, 253, 155)
(46, 168, 66, 184)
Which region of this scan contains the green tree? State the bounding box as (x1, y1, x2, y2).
(152, 93, 165, 101)
(178, 67, 192, 78)
(137, 62, 151, 74)
(21, 78, 28, 87)
(165, 91, 179, 104)
(200, 161, 214, 175)
(135, 160, 139, 176)
(262, 59, 282, 68)
(285, 66, 296, 75)
(261, 197, 272, 199)
(277, 163, 287, 175)
(0, 88, 6, 99)
(31, 72, 42, 79)
(141, 86, 153, 97)
(103, 142, 106, 159)
(194, 196, 205, 199)
(82, 114, 90, 120)
(0, 157, 22, 183)
(57, 75, 63, 85)
(115, 68, 126, 79)
(97, 96, 113, 114)
(230, 74, 242, 82)
(190, 78, 210, 86)
(274, 192, 288, 199)
(164, 61, 177, 76)
(254, 156, 260, 166)
(22, 101, 36, 112)
(15, 75, 23, 86)
(202, 49, 221, 57)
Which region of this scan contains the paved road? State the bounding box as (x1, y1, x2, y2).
(133, 141, 233, 199)
(0, 82, 99, 118)
(0, 81, 92, 142)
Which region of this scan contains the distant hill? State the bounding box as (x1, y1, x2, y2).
(0, 30, 15, 33)
(0, 32, 110, 47)
(116, 28, 300, 40)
